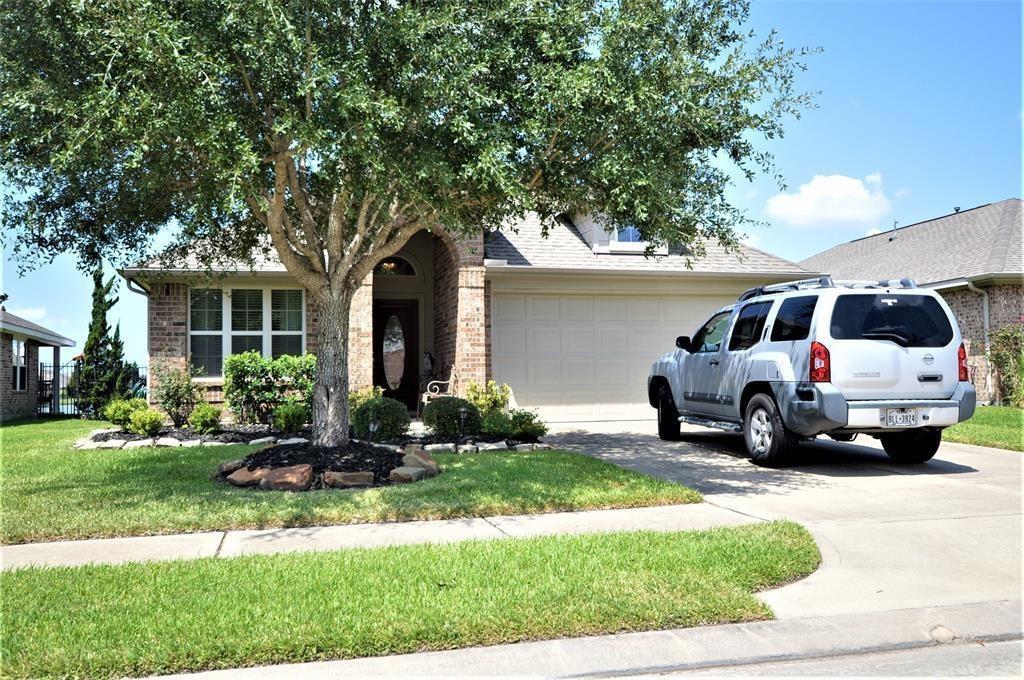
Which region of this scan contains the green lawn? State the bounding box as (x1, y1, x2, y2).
(945, 405, 1023, 452)
(0, 418, 699, 543)
(1, 521, 818, 678)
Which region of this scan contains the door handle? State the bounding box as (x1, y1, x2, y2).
(709, 359, 720, 366)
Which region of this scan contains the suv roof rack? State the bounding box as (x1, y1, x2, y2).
(737, 277, 917, 301)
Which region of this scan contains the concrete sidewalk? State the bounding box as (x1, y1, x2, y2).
(152, 600, 1022, 679)
(1, 502, 751, 570)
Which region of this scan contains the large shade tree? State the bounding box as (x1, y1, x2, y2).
(1, 0, 812, 446)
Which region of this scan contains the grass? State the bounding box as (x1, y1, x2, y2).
(1, 521, 819, 678)
(944, 405, 1023, 452)
(0, 419, 699, 544)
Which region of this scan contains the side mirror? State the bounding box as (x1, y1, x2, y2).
(675, 336, 692, 352)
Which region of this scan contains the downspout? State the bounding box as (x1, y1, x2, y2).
(965, 279, 991, 402)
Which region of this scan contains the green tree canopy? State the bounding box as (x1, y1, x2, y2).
(1, 0, 813, 444)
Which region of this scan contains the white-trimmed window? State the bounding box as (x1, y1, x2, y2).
(189, 287, 305, 378)
(615, 225, 643, 243)
(11, 338, 27, 391)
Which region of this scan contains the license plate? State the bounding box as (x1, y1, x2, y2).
(885, 408, 917, 427)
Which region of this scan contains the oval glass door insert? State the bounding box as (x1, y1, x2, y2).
(382, 315, 405, 390)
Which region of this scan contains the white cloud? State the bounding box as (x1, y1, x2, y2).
(764, 173, 892, 227)
(894, 188, 911, 199)
(9, 306, 48, 322)
(740, 232, 761, 249)
(865, 227, 883, 236)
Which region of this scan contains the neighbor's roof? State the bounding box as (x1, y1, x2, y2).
(484, 213, 809, 277)
(799, 199, 1023, 286)
(0, 310, 75, 347)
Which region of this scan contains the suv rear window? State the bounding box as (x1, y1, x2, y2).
(830, 294, 954, 347)
(770, 296, 818, 342)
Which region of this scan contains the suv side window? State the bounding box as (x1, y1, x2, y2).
(728, 301, 772, 352)
(691, 312, 732, 353)
(770, 295, 818, 342)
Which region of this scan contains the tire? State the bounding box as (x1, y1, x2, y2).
(657, 384, 681, 441)
(880, 429, 941, 464)
(743, 393, 798, 467)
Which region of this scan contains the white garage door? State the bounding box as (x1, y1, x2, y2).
(491, 293, 725, 422)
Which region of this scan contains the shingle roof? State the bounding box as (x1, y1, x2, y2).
(0, 310, 75, 347)
(799, 199, 1023, 285)
(484, 213, 808, 276)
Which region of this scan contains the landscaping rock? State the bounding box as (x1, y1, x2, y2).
(218, 459, 246, 476)
(423, 442, 456, 453)
(402, 451, 440, 476)
(90, 427, 120, 436)
(457, 444, 478, 454)
(375, 443, 403, 453)
(389, 466, 427, 483)
(180, 439, 202, 447)
(248, 436, 276, 446)
(534, 443, 554, 450)
(123, 439, 154, 449)
(277, 437, 309, 446)
(259, 464, 314, 492)
(323, 470, 375, 488)
(155, 437, 181, 447)
(99, 439, 126, 449)
(512, 443, 535, 452)
(202, 441, 226, 447)
(77, 440, 104, 450)
(226, 467, 267, 487)
(478, 441, 508, 451)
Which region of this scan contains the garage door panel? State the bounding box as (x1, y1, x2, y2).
(564, 360, 595, 386)
(529, 297, 560, 320)
(565, 329, 595, 353)
(565, 297, 595, 320)
(627, 298, 660, 321)
(495, 295, 526, 321)
(596, 360, 629, 385)
(595, 329, 628, 353)
(596, 298, 627, 321)
(493, 327, 526, 355)
(528, 328, 561, 353)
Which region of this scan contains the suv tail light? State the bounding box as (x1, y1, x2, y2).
(810, 341, 831, 382)
(958, 342, 969, 381)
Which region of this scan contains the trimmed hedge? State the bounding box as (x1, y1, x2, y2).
(423, 397, 481, 436)
(224, 352, 316, 424)
(103, 398, 148, 428)
(352, 396, 410, 441)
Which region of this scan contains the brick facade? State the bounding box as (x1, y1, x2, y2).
(1, 332, 40, 420)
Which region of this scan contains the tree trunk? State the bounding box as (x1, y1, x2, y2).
(311, 287, 355, 447)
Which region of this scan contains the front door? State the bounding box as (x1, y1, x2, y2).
(372, 299, 419, 410)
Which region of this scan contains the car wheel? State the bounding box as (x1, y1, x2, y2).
(880, 429, 941, 463)
(743, 393, 797, 467)
(657, 385, 681, 441)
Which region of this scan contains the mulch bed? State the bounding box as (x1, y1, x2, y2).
(240, 442, 404, 485)
(92, 425, 311, 443)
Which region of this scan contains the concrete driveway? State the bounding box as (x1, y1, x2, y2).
(547, 421, 1022, 620)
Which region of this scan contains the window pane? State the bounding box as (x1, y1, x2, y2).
(729, 302, 771, 352)
(271, 334, 303, 358)
(271, 290, 303, 331)
(190, 290, 223, 332)
(771, 296, 818, 342)
(231, 335, 263, 355)
(231, 289, 263, 332)
(16, 366, 26, 391)
(692, 312, 731, 353)
(831, 294, 953, 348)
(616, 225, 642, 242)
(190, 336, 223, 377)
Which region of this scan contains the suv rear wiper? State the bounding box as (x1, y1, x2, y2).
(861, 332, 911, 347)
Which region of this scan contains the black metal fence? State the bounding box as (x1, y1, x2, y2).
(37, 363, 148, 416)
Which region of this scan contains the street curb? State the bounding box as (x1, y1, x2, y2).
(152, 600, 1022, 678)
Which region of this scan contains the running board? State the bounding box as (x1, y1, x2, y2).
(678, 415, 742, 433)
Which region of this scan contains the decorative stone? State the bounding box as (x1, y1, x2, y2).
(100, 439, 126, 449)
(73, 437, 93, 449)
(457, 444, 478, 454)
(155, 437, 181, 447)
(77, 440, 105, 450)
(180, 439, 202, 447)
(277, 437, 309, 446)
(512, 443, 535, 452)
(123, 439, 154, 449)
(202, 441, 226, 446)
(423, 443, 456, 453)
(259, 464, 314, 492)
(402, 451, 440, 476)
(248, 436, 276, 446)
(218, 459, 246, 476)
(478, 441, 508, 451)
(374, 443, 403, 453)
(323, 470, 375, 488)
(533, 443, 554, 451)
(226, 467, 266, 487)
(90, 427, 120, 436)
(389, 466, 427, 483)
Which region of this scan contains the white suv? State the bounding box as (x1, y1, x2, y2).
(648, 277, 977, 466)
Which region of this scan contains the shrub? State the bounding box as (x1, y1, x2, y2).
(481, 410, 513, 438)
(352, 396, 410, 441)
(509, 409, 548, 441)
(271, 400, 308, 435)
(990, 323, 1024, 407)
(103, 398, 149, 428)
(128, 408, 165, 437)
(152, 362, 202, 428)
(465, 380, 511, 417)
(224, 352, 317, 424)
(348, 385, 384, 421)
(423, 397, 481, 437)
(188, 403, 221, 434)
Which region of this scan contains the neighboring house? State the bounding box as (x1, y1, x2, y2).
(800, 198, 1024, 403)
(0, 309, 75, 420)
(121, 214, 808, 421)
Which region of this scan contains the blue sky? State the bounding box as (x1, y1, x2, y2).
(2, 0, 1021, 365)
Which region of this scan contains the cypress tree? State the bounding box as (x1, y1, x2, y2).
(76, 267, 127, 416)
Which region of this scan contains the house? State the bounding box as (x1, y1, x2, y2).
(120, 214, 808, 421)
(0, 309, 75, 420)
(800, 198, 1023, 402)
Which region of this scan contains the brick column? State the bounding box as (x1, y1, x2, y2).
(453, 266, 487, 392)
(348, 275, 374, 390)
(147, 281, 188, 404)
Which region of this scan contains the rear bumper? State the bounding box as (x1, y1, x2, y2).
(771, 382, 977, 437)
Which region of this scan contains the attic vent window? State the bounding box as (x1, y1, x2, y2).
(374, 257, 415, 276)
